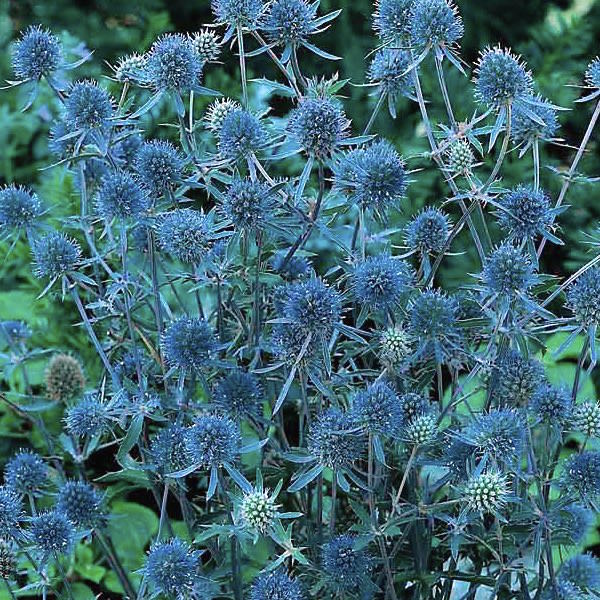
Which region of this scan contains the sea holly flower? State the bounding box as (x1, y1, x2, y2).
(261, 0, 341, 63)
(496, 185, 563, 247)
(250, 568, 305, 600)
(181, 413, 267, 499)
(0, 185, 43, 243)
(511, 93, 560, 155)
(321, 534, 373, 594)
(405, 207, 451, 256)
(333, 139, 408, 219)
(368, 48, 415, 117)
(56, 481, 107, 530)
(286, 408, 365, 493)
(351, 255, 414, 316)
(4, 451, 48, 497)
(232, 470, 301, 541)
(142, 538, 201, 598)
(8, 26, 90, 110)
(373, 0, 415, 43)
(564, 266, 600, 364)
(463, 468, 510, 517)
(30, 511, 76, 561)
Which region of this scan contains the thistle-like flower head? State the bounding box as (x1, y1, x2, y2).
(333, 140, 408, 215)
(353, 381, 402, 437)
(373, 0, 415, 42)
(352, 255, 413, 312)
(31, 511, 75, 557)
(0, 185, 42, 236)
(212, 0, 264, 28)
(262, 0, 319, 46)
(307, 408, 364, 469)
(162, 317, 217, 371)
(409, 0, 463, 49)
(4, 451, 48, 496)
(561, 451, 600, 505)
(96, 170, 149, 221)
(529, 384, 572, 425)
(65, 395, 115, 438)
(250, 569, 304, 600)
(12, 26, 61, 81)
(145, 34, 203, 92)
(56, 481, 106, 530)
(405, 207, 450, 254)
(213, 370, 264, 419)
(45, 353, 85, 402)
(223, 177, 273, 231)
(32, 232, 82, 280)
(135, 140, 184, 195)
(185, 414, 241, 468)
(287, 98, 350, 159)
(497, 185, 555, 242)
(219, 108, 267, 161)
(474, 47, 533, 109)
(144, 538, 199, 598)
(567, 266, 600, 328)
(464, 470, 510, 514)
(157, 209, 215, 265)
(64, 80, 114, 132)
(321, 534, 373, 591)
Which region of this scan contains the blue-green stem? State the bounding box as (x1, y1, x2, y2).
(538, 98, 600, 258)
(363, 90, 386, 135)
(482, 103, 512, 191)
(412, 68, 486, 264)
(237, 27, 248, 108)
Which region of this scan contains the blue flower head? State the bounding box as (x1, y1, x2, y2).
(497, 185, 555, 243)
(162, 317, 217, 371)
(353, 381, 402, 437)
(64, 80, 114, 132)
(405, 207, 450, 254)
(95, 170, 149, 221)
(368, 49, 414, 101)
(262, 0, 318, 46)
(212, 0, 264, 28)
(114, 130, 144, 169)
(271, 321, 322, 364)
(567, 266, 600, 328)
(561, 451, 600, 505)
(56, 481, 106, 530)
(460, 409, 524, 464)
(191, 30, 222, 63)
(322, 534, 373, 591)
(0, 185, 42, 237)
(585, 57, 600, 89)
(32, 232, 82, 280)
(65, 395, 114, 438)
(144, 538, 199, 598)
(145, 34, 203, 92)
(398, 392, 430, 423)
(223, 177, 273, 230)
(408, 290, 461, 363)
(530, 384, 572, 425)
(333, 140, 408, 215)
(490, 350, 545, 407)
(287, 98, 350, 159)
(373, 0, 415, 42)
(308, 408, 364, 469)
(409, 0, 463, 49)
(214, 370, 264, 418)
(558, 554, 600, 592)
(511, 95, 559, 147)
(475, 47, 533, 109)
(250, 568, 304, 600)
(185, 414, 241, 468)
(553, 502, 595, 546)
(149, 425, 192, 476)
(271, 252, 311, 280)
(4, 450, 48, 496)
(219, 108, 267, 161)
(480, 243, 535, 302)
(352, 255, 414, 312)
(157, 209, 215, 265)
(282, 278, 342, 339)
(31, 511, 75, 557)
(12, 26, 62, 81)
(135, 140, 184, 195)
(0, 487, 23, 539)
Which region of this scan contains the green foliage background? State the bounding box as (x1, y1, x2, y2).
(1, 0, 600, 596)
